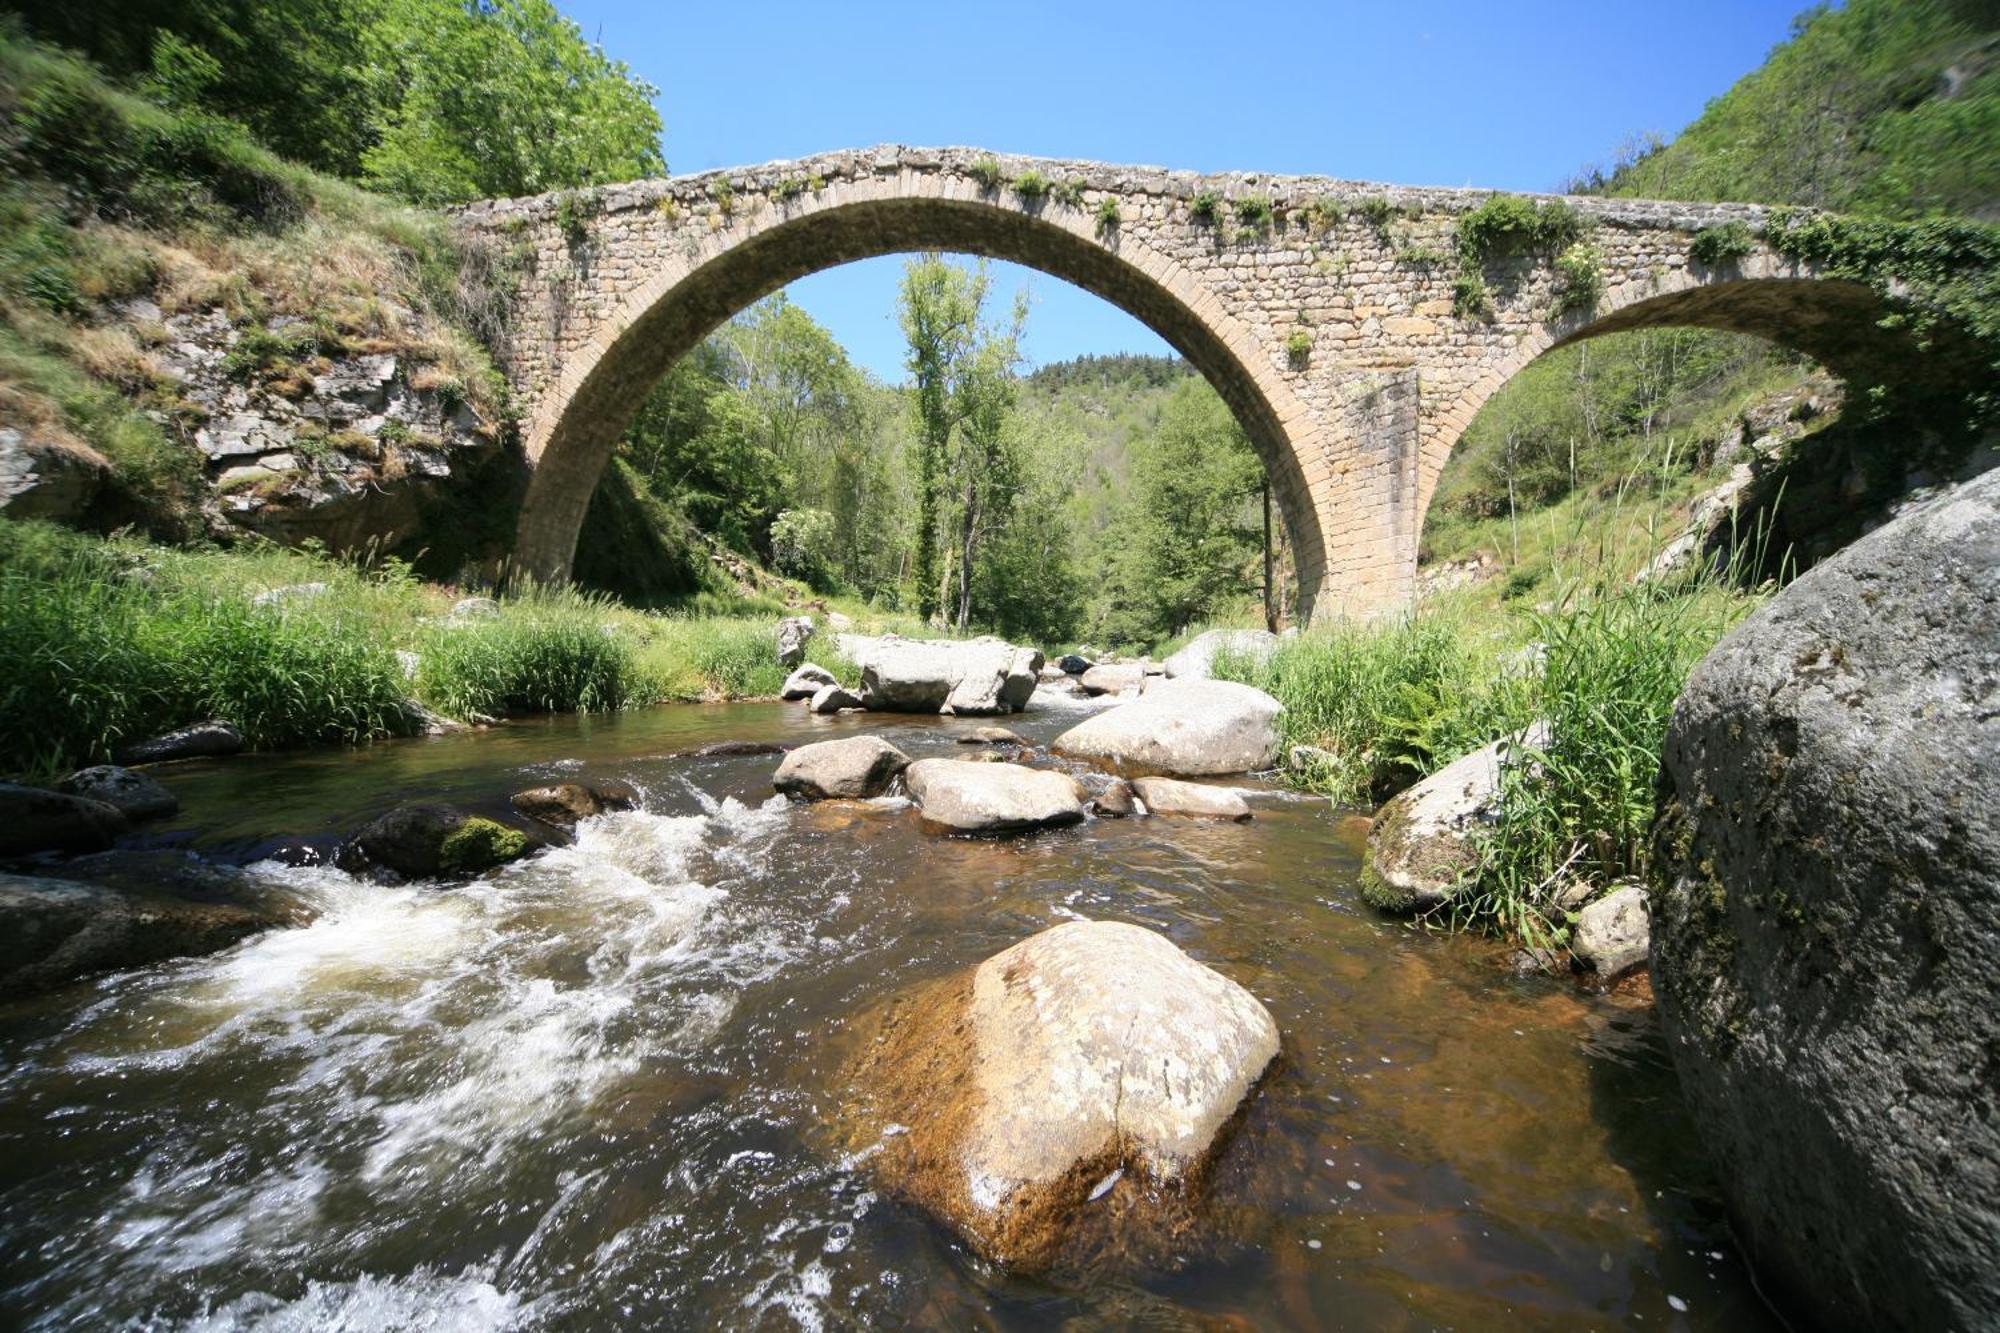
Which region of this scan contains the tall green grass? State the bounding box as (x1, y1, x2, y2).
(416, 588, 632, 719)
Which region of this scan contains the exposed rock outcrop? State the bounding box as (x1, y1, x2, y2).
(1130, 777, 1252, 822)
(771, 735, 910, 800)
(847, 920, 1279, 1270)
(0, 427, 109, 521)
(1163, 629, 1279, 680)
(1360, 724, 1548, 912)
(1052, 679, 1283, 777)
(903, 759, 1087, 834)
(1649, 470, 2000, 1332)
(55, 766, 178, 822)
(850, 636, 1041, 714)
(776, 615, 815, 668)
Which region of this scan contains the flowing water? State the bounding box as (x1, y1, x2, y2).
(0, 696, 1781, 1330)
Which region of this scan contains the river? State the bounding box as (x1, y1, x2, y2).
(0, 695, 1780, 1329)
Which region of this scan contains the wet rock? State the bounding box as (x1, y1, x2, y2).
(957, 725, 1025, 746)
(1052, 679, 1283, 777)
(848, 919, 1279, 1270)
(1056, 653, 1093, 676)
(1361, 723, 1548, 913)
(1571, 884, 1649, 977)
(1649, 470, 2000, 1332)
(809, 683, 863, 714)
(55, 766, 178, 822)
(1163, 628, 1279, 681)
(776, 615, 815, 669)
(509, 781, 636, 829)
(338, 804, 532, 879)
(690, 739, 791, 757)
(1130, 777, 1252, 822)
(1078, 662, 1145, 696)
(0, 784, 129, 857)
(772, 736, 910, 800)
(1088, 778, 1138, 818)
(0, 871, 287, 999)
(1288, 743, 1336, 774)
(116, 719, 244, 766)
(903, 759, 1087, 835)
(0, 427, 109, 520)
(399, 698, 465, 736)
(781, 663, 838, 700)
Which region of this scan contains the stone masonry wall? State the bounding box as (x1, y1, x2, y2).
(454, 146, 1858, 620)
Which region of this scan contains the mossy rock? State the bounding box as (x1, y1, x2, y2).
(338, 803, 533, 881)
(438, 817, 529, 873)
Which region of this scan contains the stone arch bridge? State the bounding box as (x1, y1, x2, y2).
(454, 146, 1946, 620)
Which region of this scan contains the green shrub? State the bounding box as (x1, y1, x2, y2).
(969, 157, 1005, 192)
(439, 817, 528, 873)
(1553, 242, 1603, 312)
(1285, 328, 1312, 364)
(1689, 220, 1757, 267)
(1456, 193, 1584, 260)
(1452, 268, 1491, 318)
(1234, 194, 1274, 229)
(1012, 170, 1050, 201)
(1354, 196, 1399, 236)
(1190, 190, 1222, 225)
(1094, 196, 1120, 235)
(416, 590, 633, 718)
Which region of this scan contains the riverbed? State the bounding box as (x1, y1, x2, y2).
(0, 696, 1778, 1329)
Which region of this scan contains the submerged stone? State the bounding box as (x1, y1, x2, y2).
(848, 920, 1279, 1271)
(56, 766, 179, 822)
(0, 783, 128, 858)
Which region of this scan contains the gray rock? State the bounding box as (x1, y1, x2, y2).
(690, 740, 790, 757)
(0, 784, 129, 857)
(0, 428, 109, 520)
(399, 698, 464, 736)
(1570, 884, 1649, 976)
(1649, 470, 2000, 1332)
(1052, 678, 1284, 777)
(957, 725, 1025, 746)
(903, 759, 1087, 834)
(1163, 628, 1280, 680)
(847, 919, 1279, 1270)
(782, 663, 838, 700)
(1078, 662, 1146, 696)
(338, 804, 531, 880)
(116, 719, 244, 765)
(0, 871, 287, 999)
(776, 615, 815, 668)
(1089, 778, 1139, 818)
(772, 735, 910, 800)
(55, 767, 178, 822)
(1131, 777, 1252, 821)
(854, 636, 1040, 714)
(450, 596, 501, 620)
(196, 412, 293, 460)
(1056, 653, 1093, 676)
(808, 683, 863, 714)
(1360, 723, 1549, 912)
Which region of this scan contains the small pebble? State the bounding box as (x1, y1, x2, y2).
(1668, 1295, 1688, 1313)
(1346, 1180, 1363, 1191)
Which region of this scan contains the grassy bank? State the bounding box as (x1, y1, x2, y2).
(0, 519, 853, 780)
(1217, 574, 1761, 951)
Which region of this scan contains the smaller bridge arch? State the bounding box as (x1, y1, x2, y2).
(455, 147, 1964, 620)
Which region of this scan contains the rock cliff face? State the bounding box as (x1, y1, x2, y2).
(4, 298, 515, 566)
(1650, 469, 2000, 1332)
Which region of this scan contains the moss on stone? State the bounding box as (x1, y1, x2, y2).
(437, 816, 528, 873)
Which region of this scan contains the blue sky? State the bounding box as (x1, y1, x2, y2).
(559, 0, 1812, 380)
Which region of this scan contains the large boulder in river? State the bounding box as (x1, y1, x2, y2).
(1360, 723, 1548, 912)
(0, 870, 288, 998)
(855, 636, 1041, 715)
(808, 683, 862, 714)
(1078, 662, 1145, 696)
(771, 735, 910, 800)
(1052, 678, 1283, 777)
(337, 804, 531, 880)
(904, 759, 1087, 834)
(1163, 628, 1279, 680)
(56, 766, 178, 821)
(1649, 472, 2000, 1332)
(509, 781, 637, 829)
(847, 919, 1280, 1270)
(0, 783, 129, 858)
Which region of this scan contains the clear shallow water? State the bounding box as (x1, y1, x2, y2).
(0, 698, 1779, 1330)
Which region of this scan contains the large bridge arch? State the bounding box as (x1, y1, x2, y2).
(456, 147, 1966, 620)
